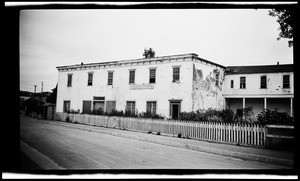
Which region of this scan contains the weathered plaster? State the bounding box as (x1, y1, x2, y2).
(192, 63, 225, 111)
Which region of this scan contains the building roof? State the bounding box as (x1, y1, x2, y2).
(225, 64, 293, 75)
(56, 53, 226, 71)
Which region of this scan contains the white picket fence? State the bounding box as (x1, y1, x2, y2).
(55, 113, 266, 147)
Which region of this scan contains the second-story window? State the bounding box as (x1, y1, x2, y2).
(129, 70, 135, 84)
(67, 74, 72, 87)
(283, 75, 290, 88)
(240, 77, 246, 89)
(149, 69, 156, 83)
(172, 67, 180, 82)
(88, 72, 93, 86)
(230, 80, 234, 88)
(107, 71, 113, 85)
(260, 75, 267, 88)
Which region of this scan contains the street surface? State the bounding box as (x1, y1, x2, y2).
(20, 114, 286, 169)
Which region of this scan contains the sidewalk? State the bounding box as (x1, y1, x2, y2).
(25, 115, 294, 168)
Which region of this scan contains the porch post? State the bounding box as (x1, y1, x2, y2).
(290, 97, 293, 117)
(242, 98, 245, 120)
(264, 97, 267, 110)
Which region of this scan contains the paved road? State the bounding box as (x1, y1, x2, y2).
(20, 114, 286, 169)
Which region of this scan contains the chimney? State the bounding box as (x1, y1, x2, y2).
(277, 62, 279, 66)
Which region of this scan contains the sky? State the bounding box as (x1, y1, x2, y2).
(20, 8, 294, 93)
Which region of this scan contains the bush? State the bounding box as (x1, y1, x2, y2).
(91, 107, 104, 115)
(219, 108, 235, 123)
(109, 109, 124, 117)
(67, 109, 80, 114)
(124, 109, 138, 117)
(257, 108, 293, 125)
(138, 112, 165, 119)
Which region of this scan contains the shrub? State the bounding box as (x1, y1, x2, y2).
(179, 111, 197, 121)
(124, 109, 138, 117)
(257, 108, 293, 125)
(138, 112, 165, 119)
(67, 109, 80, 114)
(109, 109, 124, 117)
(91, 107, 104, 115)
(219, 108, 235, 123)
(204, 108, 220, 120)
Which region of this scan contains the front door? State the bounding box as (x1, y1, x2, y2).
(169, 100, 181, 120)
(82, 101, 92, 114)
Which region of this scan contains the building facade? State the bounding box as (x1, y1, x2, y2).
(56, 53, 293, 120)
(56, 53, 225, 119)
(223, 64, 294, 118)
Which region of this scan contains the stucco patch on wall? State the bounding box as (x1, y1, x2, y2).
(192, 64, 224, 111)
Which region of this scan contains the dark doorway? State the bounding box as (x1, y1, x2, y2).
(169, 100, 181, 120)
(172, 104, 179, 119)
(82, 101, 92, 114)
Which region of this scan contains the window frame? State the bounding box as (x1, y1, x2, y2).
(260, 75, 267, 89)
(172, 66, 180, 82)
(146, 101, 157, 115)
(107, 71, 114, 85)
(240, 76, 246, 89)
(126, 101, 136, 114)
(87, 72, 93, 86)
(129, 70, 135, 84)
(149, 68, 156, 83)
(283, 74, 290, 88)
(63, 100, 71, 113)
(67, 74, 72, 87)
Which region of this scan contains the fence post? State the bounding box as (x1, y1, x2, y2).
(264, 125, 268, 148)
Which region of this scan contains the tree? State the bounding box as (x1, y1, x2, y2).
(269, 8, 295, 47)
(46, 84, 57, 104)
(143, 47, 156, 58)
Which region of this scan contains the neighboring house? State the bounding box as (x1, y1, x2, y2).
(223, 64, 294, 118)
(55, 53, 293, 120)
(20, 91, 33, 110)
(56, 53, 225, 119)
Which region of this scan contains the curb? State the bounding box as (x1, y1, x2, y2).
(38, 119, 293, 168)
(20, 140, 65, 170)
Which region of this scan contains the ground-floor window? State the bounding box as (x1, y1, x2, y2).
(63, 101, 70, 113)
(146, 101, 156, 114)
(126, 101, 135, 114)
(93, 101, 105, 112)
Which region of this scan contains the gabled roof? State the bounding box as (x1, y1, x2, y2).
(225, 64, 293, 75)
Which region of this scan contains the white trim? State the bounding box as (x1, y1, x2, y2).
(223, 94, 294, 98)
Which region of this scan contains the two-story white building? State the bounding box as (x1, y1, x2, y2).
(56, 53, 293, 120)
(56, 53, 226, 119)
(223, 64, 294, 118)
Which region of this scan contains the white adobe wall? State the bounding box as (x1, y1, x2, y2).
(224, 72, 294, 118)
(56, 58, 193, 118)
(224, 72, 294, 96)
(191, 61, 226, 111)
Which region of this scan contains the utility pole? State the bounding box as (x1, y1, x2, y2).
(41, 82, 43, 93)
